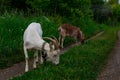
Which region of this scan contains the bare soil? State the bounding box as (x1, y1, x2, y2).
(97, 31, 120, 80)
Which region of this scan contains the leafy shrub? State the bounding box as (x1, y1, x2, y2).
(112, 4, 120, 21)
(26, 0, 92, 17)
(91, 4, 113, 23)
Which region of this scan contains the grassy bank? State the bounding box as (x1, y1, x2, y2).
(0, 14, 101, 69)
(0, 15, 58, 68)
(11, 26, 120, 80)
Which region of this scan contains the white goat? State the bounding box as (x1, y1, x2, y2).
(58, 23, 85, 48)
(23, 22, 60, 72)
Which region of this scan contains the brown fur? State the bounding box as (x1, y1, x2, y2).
(58, 23, 85, 48)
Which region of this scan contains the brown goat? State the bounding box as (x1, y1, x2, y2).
(58, 23, 85, 48)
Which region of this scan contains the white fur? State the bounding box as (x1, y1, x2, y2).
(23, 22, 60, 72)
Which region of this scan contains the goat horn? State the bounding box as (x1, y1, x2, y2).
(50, 36, 60, 48)
(50, 35, 59, 45)
(43, 37, 59, 50)
(43, 37, 56, 42)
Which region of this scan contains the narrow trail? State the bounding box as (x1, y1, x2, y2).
(0, 44, 78, 80)
(0, 44, 77, 80)
(0, 32, 104, 80)
(97, 31, 120, 80)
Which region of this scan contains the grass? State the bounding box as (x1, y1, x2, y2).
(0, 14, 101, 69)
(0, 15, 59, 68)
(0, 13, 119, 80)
(11, 26, 120, 80)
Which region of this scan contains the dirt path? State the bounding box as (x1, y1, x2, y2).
(0, 44, 77, 80)
(97, 31, 120, 80)
(0, 32, 104, 80)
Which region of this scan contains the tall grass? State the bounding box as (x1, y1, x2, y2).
(11, 26, 120, 80)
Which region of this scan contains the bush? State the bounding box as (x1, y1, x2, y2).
(26, 0, 92, 17)
(112, 4, 120, 21)
(91, 4, 113, 23)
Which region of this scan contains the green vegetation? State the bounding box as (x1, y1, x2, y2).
(0, 13, 101, 68)
(11, 26, 119, 80)
(0, 0, 120, 80)
(0, 14, 58, 68)
(112, 4, 120, 21)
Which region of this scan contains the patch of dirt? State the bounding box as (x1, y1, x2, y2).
(0, 31, 104, 80)
(0, 60, 33, 80)
(97, 31, 120, 80)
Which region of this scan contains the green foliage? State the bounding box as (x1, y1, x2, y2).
(11, 26, 120, 80)
(11, 0, 28, 10)
(0, 0, 119, 25)
(0, 1, 119, 80)
(0, 0, 119, 80)
(112, 4, 120, 21)
(74, 16, 100, 37)
(0, 12, 102, 69)
(26, 0, 92, 17)
(91, 0, 114, 24)
(0, 0, 11, 14)
(0, 0, 94, 22)
(0, 15, 26, 68)
(109, 0, 118, 4)
(91, 0, 104, 5)
(0, 14, 59, 68)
